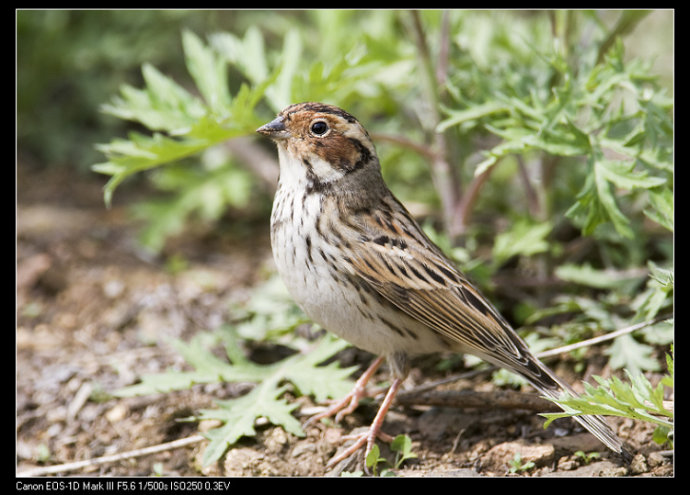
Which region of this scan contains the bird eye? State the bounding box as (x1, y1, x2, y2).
(310, 120, 329, 136)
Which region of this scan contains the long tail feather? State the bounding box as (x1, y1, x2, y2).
(501, 354, 633, 462)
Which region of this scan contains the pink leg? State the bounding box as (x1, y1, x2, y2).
(326, 376, 404, 469)
(305, 356, 384, 427)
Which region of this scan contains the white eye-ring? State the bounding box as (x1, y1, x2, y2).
(310, 119, 330, 137)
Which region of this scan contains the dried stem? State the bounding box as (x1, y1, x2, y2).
(17, 435, 205, 477)
(517, 157, 540, 219)
(395, 387, 560, 412)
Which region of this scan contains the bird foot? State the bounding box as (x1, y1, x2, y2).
(304, 356, 384, 427)
(326, 426, 395, 471)
(325, 376, 404, 473)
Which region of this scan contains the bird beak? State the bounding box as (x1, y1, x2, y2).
(257, 116, 291, 140)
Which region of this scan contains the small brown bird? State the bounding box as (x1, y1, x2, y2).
(257, 102, 632, 468)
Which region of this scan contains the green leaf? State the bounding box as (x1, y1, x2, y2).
(93, 31, 275, 207)
(198, 381, 303, 466)
(264, 29, 302, 112)
(391, 434, 418, 468)
(113, 323, 355, 466)
(130, 161, 255, 253)
(593, 158, 634, 238)
(541, 370, 673, 430)
(530, 119, 592, 156)
(555, 263, 646, 291)
(644, 188, 673, 232)
(596, 159, 667, 191)
(365, 444, 382, 468)
(492, 220, 552, 265)
(604, 334, 659, 374)
(281, 337, 358, 403)
(101, 64, 205, 133)
(182, 30, 232, 115)
(436, 101, 509, 133)
(662, 348, 674, 388)
(210, 26, 268, 85)
(633, 263, 673, 322)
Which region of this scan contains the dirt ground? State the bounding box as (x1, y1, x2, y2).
(16, 164, 673, 478)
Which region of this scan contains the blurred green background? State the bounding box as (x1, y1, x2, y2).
(17, 9, 672, 175)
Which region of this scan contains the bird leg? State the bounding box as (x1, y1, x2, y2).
(326, 376, 404, 470)
(304, 356, 385, 427)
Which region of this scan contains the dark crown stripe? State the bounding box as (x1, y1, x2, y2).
(292, 102, 358, 123)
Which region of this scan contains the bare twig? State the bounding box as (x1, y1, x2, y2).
(396, 316, 670, 400)
(535, 316, 669, 359)
(17, 435, 205, 477)
(454, 167, 493, 234)
(395, 387, 560, 412)
(371, 132, 438, 161)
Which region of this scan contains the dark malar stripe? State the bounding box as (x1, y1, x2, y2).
(346, 137, 373, 171)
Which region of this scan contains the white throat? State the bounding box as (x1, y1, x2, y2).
(277, 145, 345, 190)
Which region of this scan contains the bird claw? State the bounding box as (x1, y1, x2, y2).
(301, 357, 404, 473)
(303, 356, 384, 427)
(304, 388, 365, 428)
(326, 427, 395, 471)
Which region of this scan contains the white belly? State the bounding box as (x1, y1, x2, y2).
(270, 186, 442, 358)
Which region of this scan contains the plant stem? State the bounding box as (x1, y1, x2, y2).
(455, 167, 492, 234)
(409, 10, 462, 239)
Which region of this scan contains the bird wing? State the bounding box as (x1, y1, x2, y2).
(343, 203, 544, 378)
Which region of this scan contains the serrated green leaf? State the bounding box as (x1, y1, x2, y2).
(182, 30, 232, 114)
(530, 119, 592, 156)
(264, 29, 302, 112)
(209, 26, 268, 85)
(605, 333, 659, 374)
(473, 138, 530, 176)
(282, 337, 358, 403)
(492, 220, 552, 265)
(113, 370, 223, 397)
(198, 382, 303, 466)
(644, 188, 673, 231)
(436, 101, 508, 133)
(596, 159, 667, 190)
(112, 63, 206, 132)
(593, 158, 634, 238)
(542, 370, 673, 430)
(113, 323, 355, 466)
